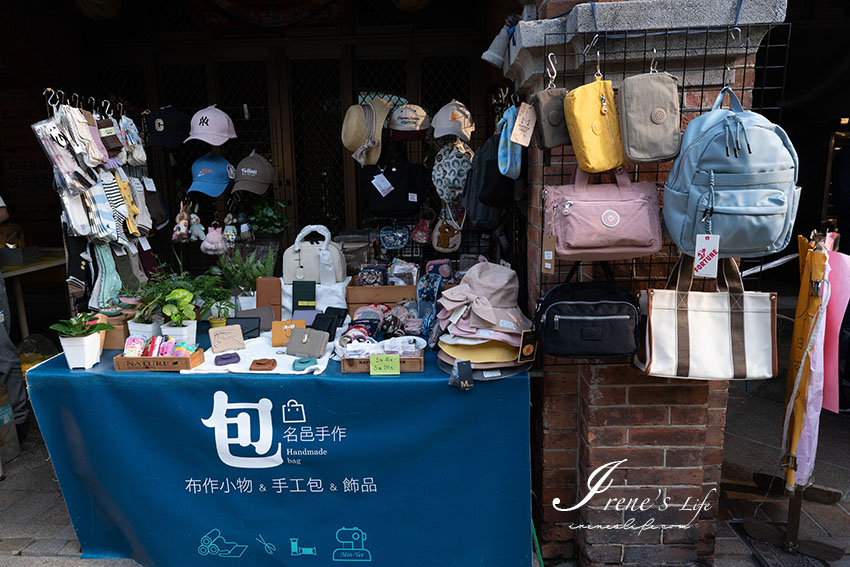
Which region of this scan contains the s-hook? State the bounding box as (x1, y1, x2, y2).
(546, 53, 558, 90)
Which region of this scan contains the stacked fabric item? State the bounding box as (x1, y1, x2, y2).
(435, 262, 532, 379)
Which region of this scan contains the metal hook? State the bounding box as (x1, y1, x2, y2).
(42, 88, 57, 107)
(546, 53, 558, 90)
(88, 96, 96, 111)
(582, 34, 599, 58)
(117, 102, 124, 117)
(650, 48, 659, 73)
(102, 99, 111, 117)
(729, 27, 742, 45)
(511, 92, 520, 107)
(595, 50, 602, 78)
(70, 93, 79, 108)
(57, 90, 65, 105)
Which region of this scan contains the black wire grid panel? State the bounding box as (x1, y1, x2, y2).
(536, 23, 791, 296)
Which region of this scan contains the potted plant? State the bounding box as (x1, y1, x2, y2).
(128, 293, 164, 339)
(210, 248, 276, 310)
(50, 313, 114, 370)
(249, 199, 290, 243)
(207, 299, 236, 328)
(161, 288, 198, 344)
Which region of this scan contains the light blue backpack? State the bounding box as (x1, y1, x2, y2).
(663, 87, 800, 258)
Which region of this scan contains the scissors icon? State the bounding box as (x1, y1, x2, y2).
(256, 534, 276, 555)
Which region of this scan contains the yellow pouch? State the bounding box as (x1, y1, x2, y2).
(563, 76, 626, 173)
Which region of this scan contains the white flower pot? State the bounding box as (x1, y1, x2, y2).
(127, 318, 162, 340)
(163, 320, 198, 345)
(235, 294, 256, 312)
(60, 333, 103, 370)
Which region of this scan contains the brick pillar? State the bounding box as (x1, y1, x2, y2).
(576, 365, 726, 566)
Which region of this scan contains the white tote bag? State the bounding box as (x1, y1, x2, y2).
(634, 256, 777, 380)
(282, 225, 346, 285)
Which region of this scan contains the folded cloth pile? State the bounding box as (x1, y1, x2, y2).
(435, 262, 532, 373)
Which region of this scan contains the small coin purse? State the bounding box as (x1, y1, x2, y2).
(286, 328, 330, 358)
(379, 226, 409, 250)
(250, 358, 277, 371)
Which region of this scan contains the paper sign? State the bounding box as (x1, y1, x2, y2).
(372, 173, 395, 197)
(408, 193, 418, 202)
(510, 102, 537, 147)
(370, 354, 400, 375)
(542, 234, 557, 274)
(693, 234, 720, 278)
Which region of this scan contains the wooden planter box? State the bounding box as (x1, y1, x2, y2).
(340, 351, 424, 374)
(113, 348, 205, 372)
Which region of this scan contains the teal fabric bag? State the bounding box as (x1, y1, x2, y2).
(497, 106, 522, 180)
(663, 87, 800, 258)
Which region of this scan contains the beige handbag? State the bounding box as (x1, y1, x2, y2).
(619, 72, 681, 163)
(634, 256, 777, 380)
(282, 225, 346, 285)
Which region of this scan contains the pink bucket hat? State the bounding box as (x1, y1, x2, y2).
(438, 262, 531, 335)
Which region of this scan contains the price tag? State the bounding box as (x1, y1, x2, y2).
(510, 102, 537, 147)
(372, 173, 395, 197)
(694, 234, 720, 278)
(518, 330, 538, 363)
(370, 354, 400, 375)
(542, 234, 557, 274)
(448, 360, 474, 391)
(408, 193, 418, 202)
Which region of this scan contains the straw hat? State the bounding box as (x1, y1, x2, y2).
(341, 98, 391, 166)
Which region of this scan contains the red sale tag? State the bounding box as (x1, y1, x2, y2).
(693, 234, 720, 278)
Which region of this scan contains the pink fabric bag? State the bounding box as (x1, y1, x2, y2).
(544, 168, 661, 261)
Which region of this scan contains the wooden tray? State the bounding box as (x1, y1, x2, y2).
(345, 282, 417, 317)
(340, 351, 424, 374)
(113, 348, 205, 371)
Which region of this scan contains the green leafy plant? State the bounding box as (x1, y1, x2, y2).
(192, 274, 231, 319)
(161, 289, 197, 328)
(50, 313, 114, 338)
(210, 248, 276, 293)
(249, 200, 290, 235)
(210, 299, 236, 320)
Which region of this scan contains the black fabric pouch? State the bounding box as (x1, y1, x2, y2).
(535, 262, 639, 358)
(362, 162, 425, 217)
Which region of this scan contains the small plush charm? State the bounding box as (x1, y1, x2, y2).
(237, 211, 254, 242)
(172, 201, 190, 242)
(189, 213, 206, 242)
(201, 223, 228, 255)
(223, 213, 238, 247)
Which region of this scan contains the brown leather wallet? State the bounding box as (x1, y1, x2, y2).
(249, 358, 277, 372)
(256, 277, 283, 320)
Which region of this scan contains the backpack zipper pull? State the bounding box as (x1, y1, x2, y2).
(562, 201, 574, 215)
(600, 94, 608, 115)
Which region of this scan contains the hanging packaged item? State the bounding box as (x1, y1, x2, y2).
(663, 87, 800, 258)
(544, 168, 661, 261)
(563, 75, 626, 173)
(431, 205, 462, 253)
(361, 162, 425, 217)
(618, 71, 681, 163)
(534, 55, 570, 150)
(282, 225, 346, 285)
(411, 208, 436, 244)
(432, 139, 474, 204)
(535, 262, 639, 358)
(634, 255, 778, 380)
(497, 105, 522, 179)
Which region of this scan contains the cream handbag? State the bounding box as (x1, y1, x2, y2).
(634, 256, 777, 380)
(282, 225, 346, 285)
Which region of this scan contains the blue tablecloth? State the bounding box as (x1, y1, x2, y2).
(27, 349, 531, 567)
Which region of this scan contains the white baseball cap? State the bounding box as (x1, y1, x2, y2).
(184, 105, 237, 146)
(432, 100, 475, 143)
(389, 104, 430, 141)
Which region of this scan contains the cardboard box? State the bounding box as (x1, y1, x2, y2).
(0, 385, 21, 464)
(113, 348, 205, 372)
(340, 351, 424, 374)
(0, 246, 40, 267)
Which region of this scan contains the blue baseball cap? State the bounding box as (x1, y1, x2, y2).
(188, 153, 235, 197)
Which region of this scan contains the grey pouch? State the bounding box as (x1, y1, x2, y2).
(286, 328, 329, 358)
(619, 72, 681, 163)
(533, 88, 570, 150)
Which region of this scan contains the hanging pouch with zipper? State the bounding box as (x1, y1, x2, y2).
(544, 168, 661, 261)
(563, 75, 626, 173)
(534, 261, 639, 358)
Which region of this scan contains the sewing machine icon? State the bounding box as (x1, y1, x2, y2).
(198, 528, 248, 558)
(332, 527, 371, 562)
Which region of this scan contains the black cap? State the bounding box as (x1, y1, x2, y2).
(145, 108, 190, 148)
